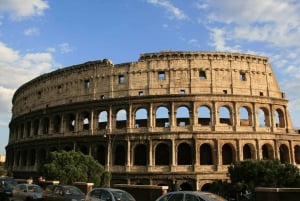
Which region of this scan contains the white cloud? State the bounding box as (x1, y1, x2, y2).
(0, 42, 56, 123)
(24, 27, 40, 36)
(147, 0, 188, 20)
(0, 0, 49, 20)
(59, 43, 72, 54)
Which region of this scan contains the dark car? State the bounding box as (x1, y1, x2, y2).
(42, 185, 84, 201)
(12, 183, 43, 201)
(155, 191, 227, 201)
(85, 188, 136, 201)
(0, 177, 17, 201)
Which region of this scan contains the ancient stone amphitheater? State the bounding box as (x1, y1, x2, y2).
(6, 51, 300, 191)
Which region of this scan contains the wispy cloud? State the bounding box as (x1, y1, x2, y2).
(0, 0, 49, 20)
(147, 0, 188, 20)
(24, 27, 40, 36)
(59, 43, 72, 54)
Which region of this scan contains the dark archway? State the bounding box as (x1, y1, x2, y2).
(134, 144, 147, 165)
(155, 143, 170, 165)
(178, 143, 192, 165)
(200, 143, 213, 165)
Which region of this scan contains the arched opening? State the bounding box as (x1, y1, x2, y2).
(98, 111, 108, 130)
(222, 143, 234, 165)
(155, 143, 170, 165)
(114, 145, 126, 165)
(180, 182, 193, 191)
(79, 145, 88, 155)
(21, 150, 27, 166)
(262, 144, 274, 159)
(279, 144, 290, 163)
(42, 117, 50, 134)
(294, 145, 300, 164)
(134, 144, 147, 165)
(176, 106, 190, 126)
(197, 106, 211, 125)
(243, 144, 254, 160)
(201, 183, 212, 191)
(33, 119, 39, 136)
(200, 143, 213, 165)
(67, 113, 76, 132)
(219, 106, 231, 125)
(258, 107, 270, 127)
(82, 112, 90, 130)
(178, 143, 192, 165)
(116, 109, 127, 129)
(63, 145, 73, 152)
(96, 145, 106, 166)
(274, 109, 285, 128)
(26, 121, 31, 137)
(29, 149, 36, 166)
(239, 106, 251, 126)
(155, 106, 169, 127)
(135, 108, 148, 128)
(53, 115, 61, 133)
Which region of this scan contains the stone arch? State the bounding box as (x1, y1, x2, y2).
(135, 108, 148, 128)
(33, 119, 39, 136)
(279, 144, 290, 163)
(26, 121, 31, 137)
(201, 183, 212, 191)
(78, 145, 88, 155)
(219, 105, 232, 125)
(155, 143, 170, 165)
(200, 143, 213, 165)
(180, 182, 193, 191)
(222, 143, 235, 165)
(243, 143, 255, 160)
(294, 145, 300, 164)
(66, 113, 76, 132)
(155, 106, 170, 127)
(116, 109, 127, 129)
(53, 115, 61, 133)
(21, 150, 27, 166)
(197, 105, 211, 126)
(82, 111, 90, 131)
(177, 142, 192, 165)
(38, 148, 47, 165)
(113, 144, 126, 165)
(262, 143, 274, 159)
(96, 145, 106, 166)
(274, 108, 285, 128)
(42, 117, 50, 134)
(63, 145, 73, 151)
(29, 149, 36, 166)
(98, 110, 108, 130)
(239, 106, 252, 126)
(133, 144, 147, 165)
(176, 105, 190, 126)
(258, 107, 270, 127)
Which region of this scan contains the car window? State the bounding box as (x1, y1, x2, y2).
(63, 186, 83, 195)
(90, 189, 102, 198)
(185, 194, 203, 201)
(158, 193, 184, 201)
(100, 190, 112, 201)
(111, 190, 135, 201)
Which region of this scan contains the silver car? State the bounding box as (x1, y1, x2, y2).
(85, 188, 135, 201)
(12, 183, 43, 201)
(155, 191, 227, 201)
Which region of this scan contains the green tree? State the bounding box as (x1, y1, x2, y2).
(40, 150, 111, 186)
(228, 160, 300, 192)
(0, 166, 7, 176)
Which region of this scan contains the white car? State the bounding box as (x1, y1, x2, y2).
(155, 191, 227, 201)
(85, 188, 135, 201)
(12, 183, 43, 201)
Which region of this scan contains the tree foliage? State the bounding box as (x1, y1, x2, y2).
(40, 150, 111, 186)
(228, 160, 300, 191)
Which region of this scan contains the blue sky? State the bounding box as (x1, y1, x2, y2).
(1, 0, 300, 154)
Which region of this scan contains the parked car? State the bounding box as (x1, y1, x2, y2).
(12, 183, 43, 201)
(0, 176, 17, 201)
(85, 188, 136, 201)
(42, 185, 84, 201)
(155, 191, 227, 201)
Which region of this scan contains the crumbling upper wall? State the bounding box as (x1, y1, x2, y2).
(11, 51, 285, 118)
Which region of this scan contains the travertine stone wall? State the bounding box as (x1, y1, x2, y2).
(6, 51, 300, 191)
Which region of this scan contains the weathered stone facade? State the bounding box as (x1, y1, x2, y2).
(6, 51, 300, 191)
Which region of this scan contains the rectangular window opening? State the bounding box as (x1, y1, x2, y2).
(100, 95, 105, 99)
(158, 71, 165, 80)
(199, 71, 207, 80)
(119, 75, 125, 84)
(139, 91, 144, 96)
(240, 72, 246, 81)
(223, 90, 227, 94)
(180, 89, 185, 94)
(260, 92, 264, 96)
(84, 80, 90, 88)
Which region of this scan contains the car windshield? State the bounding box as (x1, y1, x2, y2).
(63, 186, 83, 195)
(28, 185, 43, 193)
(111, 190, 135, 201)
(202, 193, 227, 201)
(1, 179, 17, 188)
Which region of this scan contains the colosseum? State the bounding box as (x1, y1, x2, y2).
(5, 51, 300, 191)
